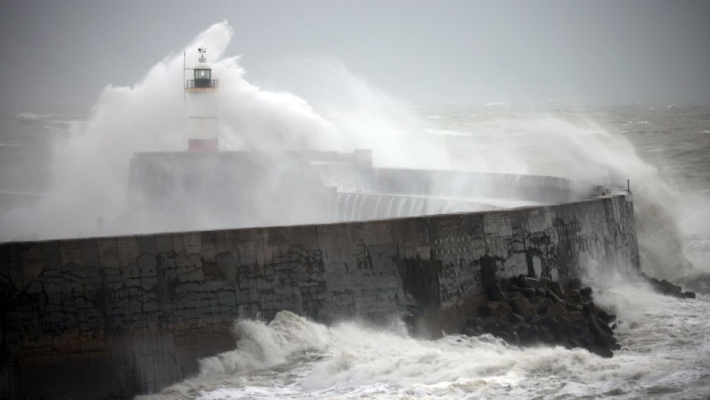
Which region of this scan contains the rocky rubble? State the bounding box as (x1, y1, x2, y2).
(676, 272, 710, 295)
(464, 276, 619, 358)
(640, 272, 696, 299)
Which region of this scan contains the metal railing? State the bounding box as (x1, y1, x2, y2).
(185, 79, 218, 89)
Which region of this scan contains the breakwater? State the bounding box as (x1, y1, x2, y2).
(0, 192, 638, 399)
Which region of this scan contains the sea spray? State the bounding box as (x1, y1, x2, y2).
(139, 282, 710, 400)
(256, 58, 456, 170)
(431, 112, 694, 280)
(0, 21, 340, 240)
(248, 60, 703, 279)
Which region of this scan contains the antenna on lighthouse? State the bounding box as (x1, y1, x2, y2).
(198, 47, 207, 63)
(182, 50, 187, 107)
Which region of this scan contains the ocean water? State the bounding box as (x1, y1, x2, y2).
(3, 103, 710, 400)
(2, 22, 710, 400)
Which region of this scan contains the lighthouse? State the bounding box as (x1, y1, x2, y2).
(184, 47, 219, 152)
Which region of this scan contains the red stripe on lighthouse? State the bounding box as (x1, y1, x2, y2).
(188, 139, 219, 152)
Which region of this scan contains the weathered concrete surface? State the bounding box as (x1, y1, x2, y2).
(0, 193, 638, 399)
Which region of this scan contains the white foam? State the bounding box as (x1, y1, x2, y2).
(140, 286, 710, 400)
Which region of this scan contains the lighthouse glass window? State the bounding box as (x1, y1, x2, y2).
(195, 69, 211, 80)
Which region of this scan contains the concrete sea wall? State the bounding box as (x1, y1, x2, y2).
(0, 193, 638, 399)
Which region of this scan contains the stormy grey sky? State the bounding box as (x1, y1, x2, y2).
(1, 0, 709, 113)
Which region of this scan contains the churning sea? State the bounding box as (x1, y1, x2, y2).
(2, 103, 710, 399)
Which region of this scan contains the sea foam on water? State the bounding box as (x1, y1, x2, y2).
(138, 284, 710, 399)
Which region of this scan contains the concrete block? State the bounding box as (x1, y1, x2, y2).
(200, 231, 219, 262)
(59, 242, 83, 268)
(182, 233, 202, 255)
(155, 234, 173, 254)
(136, 236, 157, 257)
(97, 238, 120, 269)
(75, 240, 99, 270)
(483, 212, 512, 238)
(116, 237, 139, 268)
(175, 254, 203, 283)
(237, 242, 256, 266)
(38, 241, 62, 271)
(137, 254, 157, 278)
(20, 247, 44, 287)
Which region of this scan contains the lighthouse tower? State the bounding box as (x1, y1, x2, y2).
(184, 47, 219, 152)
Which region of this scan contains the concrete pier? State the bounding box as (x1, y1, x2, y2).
(0, 192, 638, 399)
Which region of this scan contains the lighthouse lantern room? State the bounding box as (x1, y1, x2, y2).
(186, 47, 218, 91)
